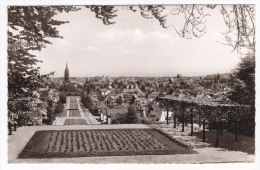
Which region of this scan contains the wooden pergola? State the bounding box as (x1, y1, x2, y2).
(156, 96, 251, 147)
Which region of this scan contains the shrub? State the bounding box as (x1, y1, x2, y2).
(59, 92, 67, 104)
(139, 117, 152, 124)
(55, 102, 64, 115)
(125, 104, 138, 123)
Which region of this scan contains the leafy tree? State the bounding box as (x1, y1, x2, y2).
(168, 78, 173, 84)
(214, 73, 221, 83)
(130, 95, 136, 105)
(117, 95, 123, 105)
(82, 96, 93, 110)
(168, 88, 174, 95)
(59, 92, 67, 104)
(46, 106, 55, 124)
(126, 104, 138, 123)
(180, 81, 186, 86)
(140, 85, 146, 92)
(8, 6, 78, 113)
(147, 102, 154, 114)
(54, 102, 64, 115)
(228, 54, 255, 106)
(46, 98, 54, 108)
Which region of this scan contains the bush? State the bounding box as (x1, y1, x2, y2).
(47, 107, 55, 124)
(54, 102, 64, 115)
(125, 104, 138, 123)
(139, 118, 152, 124)
(59, 92, 67, 104)
(111, 119, 120, 124)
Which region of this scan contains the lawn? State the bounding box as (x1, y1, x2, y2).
(59, 109, 67, 117)
(69, 97, 78, 103)
(193, 130, 255, 154)
(69, 104, 78, 110)
(64, 119, 87, 125)
(19, 129, 195, 159)
(68, 110, 81, 117)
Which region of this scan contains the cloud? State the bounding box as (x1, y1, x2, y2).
(148, 31, 172, 40)
(97, 28, 146, 42)
(83, 45, 99, 51)
(97, 29, 171, 43)
(97, 29, 126, 40)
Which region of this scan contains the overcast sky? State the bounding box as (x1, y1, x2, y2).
(34, 5, 240, 77)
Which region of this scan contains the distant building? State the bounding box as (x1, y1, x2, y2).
(64, 62, 70, 82)
(177, 74, 182, 78)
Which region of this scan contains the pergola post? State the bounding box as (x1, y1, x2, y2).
(182, 109, 185, 132)
(235, 118, 239, 141)
(190, 110, 193, 136)
(166, 107, 169, 125)
(198, 112, 201, 127)
(209, 119, 212, 131)
(202, 119, 206, 142)
(220, 120, 223, 136)
(216, 121, 220, 147)
(173, 113, 177, 128)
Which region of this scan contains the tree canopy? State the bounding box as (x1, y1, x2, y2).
(8, 6, 78, 112)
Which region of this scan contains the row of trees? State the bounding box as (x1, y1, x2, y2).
(46, 93, 66, 124)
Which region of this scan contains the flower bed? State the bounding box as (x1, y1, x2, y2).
(63, 119, 87, 125)
(69, 97, 78, 104)
(68, 110, 81, 117)
(69, 104, 78, 110)
(19, 129, 195, 159)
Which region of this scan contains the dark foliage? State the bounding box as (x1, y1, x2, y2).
(59, 92, 67, 104)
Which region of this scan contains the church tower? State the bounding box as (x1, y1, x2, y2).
(64, 62, 70, 82)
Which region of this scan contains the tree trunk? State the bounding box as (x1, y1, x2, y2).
(14, 122, 16, 131)
(8, 124, 12, 135)
(202, 119, 206, 142)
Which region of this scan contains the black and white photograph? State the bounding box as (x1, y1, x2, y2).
(0, 0, 259, 169)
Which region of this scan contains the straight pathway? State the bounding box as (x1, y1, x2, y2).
(53, 96, 99, 125)
(81, 108, 100, 124)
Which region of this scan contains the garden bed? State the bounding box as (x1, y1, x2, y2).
(19, 129, 195, 159)
(69, 104, 78, 110)
(63, 119, 87, 125)
(69, 97, 78, 103)
(68, 110, 81, 117)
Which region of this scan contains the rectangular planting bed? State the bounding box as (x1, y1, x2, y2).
(64, 119, 87, 125)
(69, 104, 78, 110)
(69, 97, 78, 103)
(19, 129, 195, 159)
(68, 110, 81, 117)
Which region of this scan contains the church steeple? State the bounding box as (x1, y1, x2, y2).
(64, 62, 70, 82)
